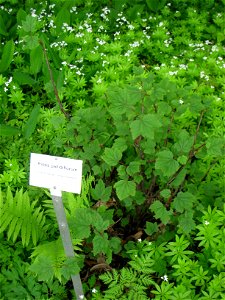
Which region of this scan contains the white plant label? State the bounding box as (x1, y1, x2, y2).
(29, 153, 82, 196)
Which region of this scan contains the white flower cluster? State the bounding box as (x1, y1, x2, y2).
(50, 41, 68, 48)
(4, 76, 13, 92)
(0, 5, 12, 13)
(200, 71, 209, 81)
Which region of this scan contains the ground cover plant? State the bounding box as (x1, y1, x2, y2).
(0, 0, 225, 299)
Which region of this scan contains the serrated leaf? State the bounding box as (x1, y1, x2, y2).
(109, 237, 122, 254)
(114, 180, 136, 200)
(172, 192, 195, 213)
(93, 232, 110, 256)
(206, 137, 225, 156)
(178, 211, 195, 234)
(150, 200, 172, 225)
(23, 105, 40, 139)
(61, 257, 80, 280)
(130, 114, 162, 140)
(30, 256, 54, 282)
(160, 189, 171, 199)
(145, 221, 158, 235)
(126, 161, 141, 176)
(22, 15, 37, 33)
(102, 147, 122, 166)
(173, 130, 194, 154)
(91, 179, 112, 202)
(70, 208, 93, 239)
(0, 124, 20, 136)
(0, 40, 14, 72)
(155, 150, 179, 177)
(113, 137, 127, 152)
(108, 86, 141, 115)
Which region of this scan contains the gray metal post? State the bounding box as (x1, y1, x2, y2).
(51, 194, 84, 299)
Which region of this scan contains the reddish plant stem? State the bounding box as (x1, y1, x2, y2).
(39, 40, 70, 120)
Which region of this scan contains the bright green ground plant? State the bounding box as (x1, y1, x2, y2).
(0, 0, 225, 299)
(88, 206, 225, 299)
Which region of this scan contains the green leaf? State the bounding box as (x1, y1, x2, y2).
(0, 124, 20, 136)
(109, 237, 122, 254)
(70, 208, 92, 239)
(113, 137, 127, 152)
(0, 15, 7, 35)
(102, 147, 122, 166)
(130, 114, 162, 140)
(160, 189, 171, 199)
(13, 71, 37, 85)
(108, 86, 141, 116)
(30, 45, 43, 74)
(91, 180, 112, 202)
(206, 137, 225, 156)
(155, 150, 179, 177)
(145, 221, 158, 235)
(172, 192, 195, 213)
(173, 130, 194, 154)
(23, 34, 39, 50)
(146, 0, 166, 12)
(126, 161, 142, 176)
(55, 8, 70, 33)
(114, 180, 136, 200)
(178, 211, 196, 234)
(177, 155, 188, 165)
(150, 200, 172, 225)
(30, 256, 54, 282)
(93, 232, 110, 256)
(22, 15, 37, 33)
(0, 40, 14, 72)
(61, 257, 80, 280)
(23, 105, 41, 139)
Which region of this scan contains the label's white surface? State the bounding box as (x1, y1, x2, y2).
(29, 153, 82, 195)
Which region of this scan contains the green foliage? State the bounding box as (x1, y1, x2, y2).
(0, 188, 48, 246)
(29, 237, 84, 282)
(0, 40, 14, 72)
(0, 0, 225, 298)
(23, 104, 41, 139)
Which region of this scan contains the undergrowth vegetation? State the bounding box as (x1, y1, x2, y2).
(0, 0, 225, 299)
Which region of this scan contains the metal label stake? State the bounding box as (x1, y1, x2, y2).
(51, 189, 84, 299)
(29, 153, 84, 299)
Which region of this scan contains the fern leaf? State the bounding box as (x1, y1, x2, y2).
(0, 188, 48, 246)
(13, 218, 23, 243)
(0, 213, 13, 233)
(7, 216, 18, 240)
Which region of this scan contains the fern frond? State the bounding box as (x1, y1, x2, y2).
(129, 253, 155, 274)
(0, 188, 48, 247)
(120, 268, 136, 285)
(99, 269, 119, 286)
(64, 175, 94, 215)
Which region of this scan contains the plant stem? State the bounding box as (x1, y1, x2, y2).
(39, 40, 70, 120)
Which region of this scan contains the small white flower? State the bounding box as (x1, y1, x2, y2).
(204, 221, 210, 225)
(138, 238, 142, 242)
(92, 288, 97, 293)
(179, 99, 184, 104)
(79, 295, 84, 300)
(161, 275, 168, 282)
